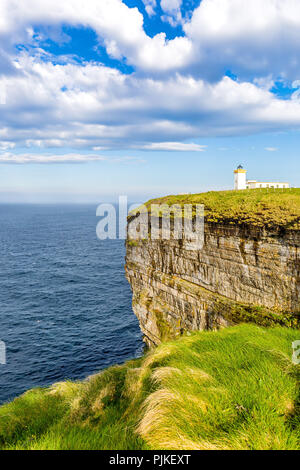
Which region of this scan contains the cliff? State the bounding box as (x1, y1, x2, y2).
(125, 189, 300, 346)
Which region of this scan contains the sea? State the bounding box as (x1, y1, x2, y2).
(0, 204, 144, 405)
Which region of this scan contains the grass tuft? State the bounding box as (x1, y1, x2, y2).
(131, 188, 300, 231)
(0, 325, 299, 450)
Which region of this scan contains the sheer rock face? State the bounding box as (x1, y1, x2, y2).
(125, 220, 300, 346)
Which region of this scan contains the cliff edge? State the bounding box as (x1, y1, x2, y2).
(126, 189, 300, 346)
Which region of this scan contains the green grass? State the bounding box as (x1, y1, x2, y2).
(0, 324, 299, 450)
(133, 188, 300, 230)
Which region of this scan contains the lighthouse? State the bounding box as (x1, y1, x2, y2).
(233, 166, 289, 190)
(234, 165, 247, 190)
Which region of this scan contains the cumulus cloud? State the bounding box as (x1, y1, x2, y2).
(184, 0, 300, 80)
(160, 0, 183, 26)
(1, 0, 300, 161)
(2, 57, 300, 154)
(0, 0, 192, 73)
(142, 0, 157, 16)
(2, 0, 300, 78)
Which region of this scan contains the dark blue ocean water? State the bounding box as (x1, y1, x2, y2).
(0, 204, 143, 405)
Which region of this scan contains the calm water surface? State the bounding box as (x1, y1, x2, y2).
(0, 204, 143, 404)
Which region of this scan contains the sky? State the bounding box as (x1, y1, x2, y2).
(0, 0, 300, 203)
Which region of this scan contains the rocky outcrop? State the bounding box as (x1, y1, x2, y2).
(125, 218, 300, 346)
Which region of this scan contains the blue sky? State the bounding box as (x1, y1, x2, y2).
(0, 0, 300, 202)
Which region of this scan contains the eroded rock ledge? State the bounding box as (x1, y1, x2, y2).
(126, 220, 300, 346)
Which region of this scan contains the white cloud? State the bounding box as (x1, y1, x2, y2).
(161, 0, 182, 10)
(0, 152, 146, 164)
(265, 147, 278, 152)
(184, 0, 300, 80)
(0, 0, 192, 73)
(253, 76, 275, 91)
(142, 0, 157, 16)
(2, 57, 300, 155)
(161, 0, 183, 26)
(143, 142, 206, 151)
(0, 152, 107, 163)
(0, 141, 15, 150)
(2, 0, 300, 78)
(1, 1, 300, 160)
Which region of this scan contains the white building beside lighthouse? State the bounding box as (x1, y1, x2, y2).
(234, 166, 290, 190)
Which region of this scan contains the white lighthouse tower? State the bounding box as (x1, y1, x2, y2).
(234, 165, 247, 190)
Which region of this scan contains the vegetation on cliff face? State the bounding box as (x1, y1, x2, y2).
(137, 188, 300, 230)
(1, 325, 299, 450)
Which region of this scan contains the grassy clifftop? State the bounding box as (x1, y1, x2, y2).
(1, 324, 299, 450)
(142, 188, 300, 230)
